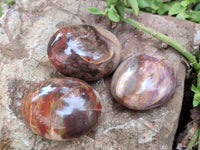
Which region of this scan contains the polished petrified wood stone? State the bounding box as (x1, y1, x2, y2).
(111, 53, 176, 110)
(21, 77, 102, 141)
(47, 25, 121, 81)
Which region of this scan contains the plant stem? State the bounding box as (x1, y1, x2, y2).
(186, 127, 200, 150)
(197, 70, 200, 89)
(123, 17, 200, 72)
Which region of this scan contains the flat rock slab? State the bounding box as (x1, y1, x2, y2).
(0, 0, 200, 150)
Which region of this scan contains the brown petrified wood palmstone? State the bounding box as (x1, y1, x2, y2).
(21, 77, 102, 141)
(47, 25, 121, 81)
(111, 53, 176, 110)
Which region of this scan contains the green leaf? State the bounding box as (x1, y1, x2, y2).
(4, 0, 15, 6)
(188, 11, 200, 23)
(107, 2, 111, 8)
(116, 3, 125, 19)
(127, 0, 139, 16)
(157, 4, 169, 15)
(109, 0, 118, 5)
(137, 0, 151, 8)
(152, 0, 163, 10)
(181, 1, 188, 7)
(122, 0, 128, 6)
(176, 11, 189, 20)
(181, 0, 195, 7)
(151, 9, 157, 13)
(194, 3, 200, 11)
(191, 84, 200, 93)
(194, 93, 200, 101)
(87, 7, 105, 15)
(108, 5, 120, 22)
(124, 8, 134, 13)
(167, 1, 178, 7)
(168, 3, 185, 16)
(193, 99, 199, 107)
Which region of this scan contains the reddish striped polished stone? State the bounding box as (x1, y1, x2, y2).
(111, 53, 176, 110)
(47, 25, 121, 81)
(21, 77, 102, 141)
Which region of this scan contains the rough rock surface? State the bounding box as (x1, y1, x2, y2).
(0, 0, 200, 150)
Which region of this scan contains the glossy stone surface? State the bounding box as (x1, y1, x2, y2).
(111, 53, 176, 110)
(21, 77, 102, 141)
(47, 25, 121, 81)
